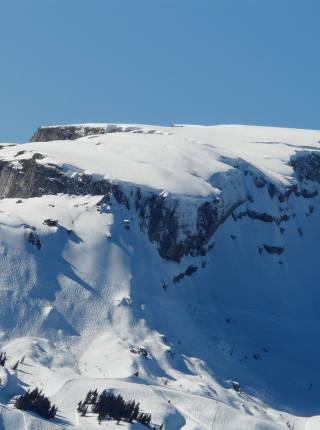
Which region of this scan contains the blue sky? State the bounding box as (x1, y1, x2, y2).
(0, 0, 319, 141)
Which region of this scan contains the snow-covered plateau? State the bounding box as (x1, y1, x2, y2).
(0, 123, 319, 429)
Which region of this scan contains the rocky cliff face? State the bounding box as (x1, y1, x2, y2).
(0, 135, 319, 263)
(30, 125, 109, 142)
(30, 123, 151, 142)
(0, 157, 228, 262)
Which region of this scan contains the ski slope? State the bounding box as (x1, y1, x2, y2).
(0, 123, 318, 429)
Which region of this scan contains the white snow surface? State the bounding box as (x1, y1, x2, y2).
(0, 124, 319, 428)
(5, 123, 320, 198)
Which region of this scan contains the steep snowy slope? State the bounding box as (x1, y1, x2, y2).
(0, 123, 318, 429)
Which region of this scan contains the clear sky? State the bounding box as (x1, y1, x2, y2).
(0, 0, 319, 141)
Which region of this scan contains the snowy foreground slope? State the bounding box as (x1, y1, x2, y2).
(0, 123, 319, 428)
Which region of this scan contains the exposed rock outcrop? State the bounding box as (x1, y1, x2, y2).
(1, 142, 320, 263)
(263, 244, 285, 255)
(136, 191, 241, 262)
(290, 151, 320, 182)
(30, 125, 109, 142)
(30, 124, 149, 142)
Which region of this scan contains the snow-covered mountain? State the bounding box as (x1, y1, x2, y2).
(0, 122, 319, 429)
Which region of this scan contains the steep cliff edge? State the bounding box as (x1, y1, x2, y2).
(0, 124, 318, 429)
(30, 123, 161, 142)
(2, 123, 320, 262)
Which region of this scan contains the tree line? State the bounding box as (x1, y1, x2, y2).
(15, 387, 57, 419)
(78, 389, 152, 426)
